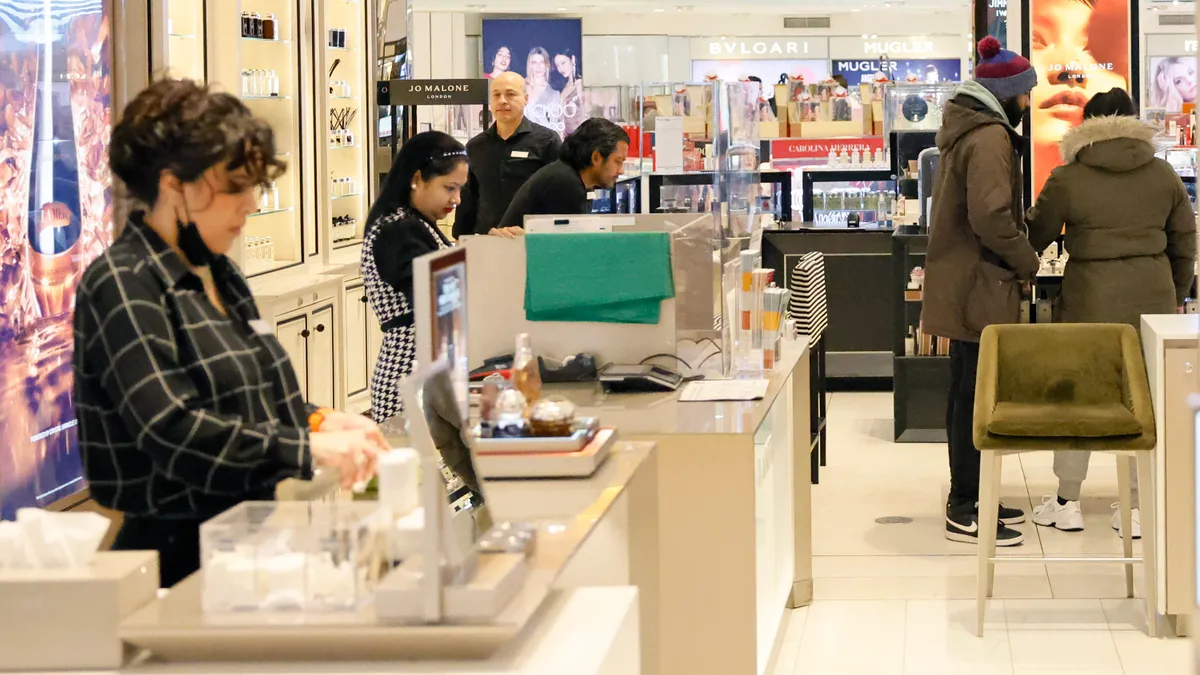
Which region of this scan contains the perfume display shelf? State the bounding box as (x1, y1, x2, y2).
(159, 0, 377, 277)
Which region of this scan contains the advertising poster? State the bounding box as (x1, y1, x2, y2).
(481, 18, 584, 138)
(1147, 56, 1197, 113)
(831, 59, 962, 85)
(0, 1, 113, 518)
(1029, 0, 1130, 197)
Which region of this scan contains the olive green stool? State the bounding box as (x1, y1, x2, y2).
(973, 323, 1158, 638)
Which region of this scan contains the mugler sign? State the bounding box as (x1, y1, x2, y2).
(378, 79, 489, 106)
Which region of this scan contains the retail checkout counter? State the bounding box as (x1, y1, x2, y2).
(1140, 315, 1200, 637)
(462, 233, 815, 675)
(764, 223, 894, 381)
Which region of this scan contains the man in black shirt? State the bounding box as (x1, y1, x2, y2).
(453, 72, 561, 238)
(499, 118, 630, 229)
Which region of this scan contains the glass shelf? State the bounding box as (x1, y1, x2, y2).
(242, 36, 291, 45)
(330, 96, 354, 101)
(327, 46, 354, 52)
(330, 143, 359, 149)
(168, 32, 196, 39)
(331, 192, 363, 200)
(242, 95, 292, 100)
(248, 206, 294, 219)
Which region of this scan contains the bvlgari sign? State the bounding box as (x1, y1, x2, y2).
(378, 78, 488, 106)
(692, 37, 829, 61)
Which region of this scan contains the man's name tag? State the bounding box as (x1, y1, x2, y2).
(510, 150, 530, 159)
(248, 319, 274, 336)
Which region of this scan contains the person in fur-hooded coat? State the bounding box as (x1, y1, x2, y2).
(1027, 89, 1196, 327)
(1025, 88, 1196, 533)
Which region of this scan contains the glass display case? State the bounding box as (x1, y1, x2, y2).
(883, 83, 955, 172)
(318, 0, 372, 252)
(801, 169, 895, 228)
(646, 171, 791, 223)
(590, 176, 642, 215)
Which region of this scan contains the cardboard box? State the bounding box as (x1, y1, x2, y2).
(0, 551, 158, 670)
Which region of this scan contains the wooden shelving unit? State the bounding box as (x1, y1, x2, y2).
(891, 230, 950, 443)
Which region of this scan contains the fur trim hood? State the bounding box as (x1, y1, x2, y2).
(1058, 115, 1157, 171)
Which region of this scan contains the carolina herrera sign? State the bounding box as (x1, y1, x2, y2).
(378, 79, 488, 106)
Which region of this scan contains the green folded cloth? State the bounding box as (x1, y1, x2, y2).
(524, 232, 676, 324)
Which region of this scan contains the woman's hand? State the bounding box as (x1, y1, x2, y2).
(487, 227, 524, 239)
(310, 430, 384, 489)
(319, 411, 388, 447)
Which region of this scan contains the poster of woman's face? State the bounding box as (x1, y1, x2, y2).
(481, 18, 583, 137)
(1029, 0, 1130, 197)
(1148, 56, 1198, 113)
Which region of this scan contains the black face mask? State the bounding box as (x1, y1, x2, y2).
(175, 199, 215, 267)
(1000, 98, 1028, 130)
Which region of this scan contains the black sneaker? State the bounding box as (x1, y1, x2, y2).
(946, 506, 1024, 546)
(994, 503, 1026, 526)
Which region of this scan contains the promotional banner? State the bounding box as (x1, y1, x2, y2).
(831, 58, 962, 84)
(0, 0, 113, 517)
(481, 18, 584, 137)
(979, 0, 1009, 50)
(771, 137, 886, 161)
(1028, 0, 1131, 197)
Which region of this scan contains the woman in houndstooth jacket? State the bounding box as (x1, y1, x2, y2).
(362, 132, 468, 422)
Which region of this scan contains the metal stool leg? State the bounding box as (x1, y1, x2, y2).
(1116, 455, 1135, 599)
(1136, 450, 1159, 638)
(976, 450, 1001, 637)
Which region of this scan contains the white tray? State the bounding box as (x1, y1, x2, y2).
(472, 417, 598, 454)
(476, 429, 616, 479)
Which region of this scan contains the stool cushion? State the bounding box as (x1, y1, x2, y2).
(987, 401, 1142, 438)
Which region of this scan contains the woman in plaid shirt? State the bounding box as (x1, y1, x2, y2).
(74, 79, 387, 587)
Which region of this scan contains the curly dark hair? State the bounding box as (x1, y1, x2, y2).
(560, 118, 630, 171)
(110, 78, 286, 206)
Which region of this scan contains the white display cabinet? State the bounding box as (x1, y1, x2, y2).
(316, 0, 374, 255)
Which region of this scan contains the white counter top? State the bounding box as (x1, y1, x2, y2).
(1142, 315, 1200, 343)
(546, 339, 809, 436)
(62, 587, 639, 675)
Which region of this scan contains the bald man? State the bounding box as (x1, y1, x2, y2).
(453, 72, 562, 238)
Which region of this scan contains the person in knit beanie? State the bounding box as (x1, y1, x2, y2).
(919, 36, 1041, 547)
(973, 35, 1038, 127)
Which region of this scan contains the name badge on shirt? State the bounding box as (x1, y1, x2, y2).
(510, 150, 530, 159)
(248, 319, 274, 336)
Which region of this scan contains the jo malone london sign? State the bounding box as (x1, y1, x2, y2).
(691, 37, 830, 60)
(378, 79, 489, 106)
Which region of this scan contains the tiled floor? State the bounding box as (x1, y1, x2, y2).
(772, 392, 1194, 675)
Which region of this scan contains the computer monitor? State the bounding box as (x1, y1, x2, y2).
(412, 247, 469, 422)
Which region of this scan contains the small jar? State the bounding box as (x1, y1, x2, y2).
(240, 11, 251, 37)
(262, 13, 276, 40)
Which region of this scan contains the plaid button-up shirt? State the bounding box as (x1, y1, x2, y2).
(74, 216, 313, 519)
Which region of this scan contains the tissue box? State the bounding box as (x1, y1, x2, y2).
(0, 550, 157, 670)
(200, 501, 392, 613)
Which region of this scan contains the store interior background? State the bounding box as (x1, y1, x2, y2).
(0, 0, 1195, 672)
(394, 0, 1198, 672)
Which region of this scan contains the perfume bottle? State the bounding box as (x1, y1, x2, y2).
(263, 13, 277, 40)
(512, 333, 542, 406)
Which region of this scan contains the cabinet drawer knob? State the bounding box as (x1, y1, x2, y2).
(316, 324, 326, 333)
(301, 329, 311, 338)
(360, 296, 368, 303)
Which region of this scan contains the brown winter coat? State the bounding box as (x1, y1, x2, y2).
(1026, 115, 1197, 326)
(921, 83, 1040, 343)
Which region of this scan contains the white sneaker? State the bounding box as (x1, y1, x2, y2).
(1110, 503, 1142, 540)
(1032, 494, 1085, 532)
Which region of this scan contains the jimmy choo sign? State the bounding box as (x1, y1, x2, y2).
(378, 78, 488, 106)
(692, 37, 830, 61)
(829, 35, 965, 58)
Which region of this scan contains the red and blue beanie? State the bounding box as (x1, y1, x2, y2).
(974, 36, 1037, 100)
